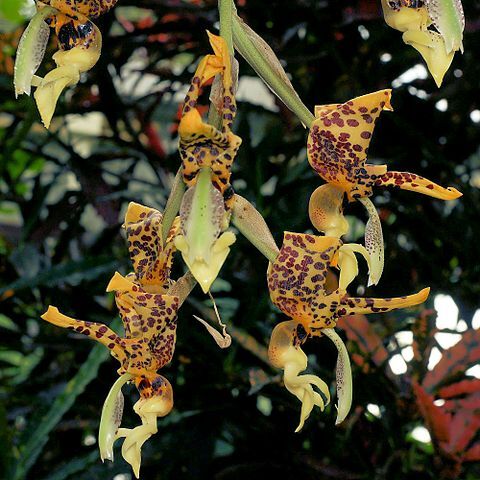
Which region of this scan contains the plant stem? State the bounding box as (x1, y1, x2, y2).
(232, 13, 315, 128)
(231, 194, 279, 263)
(161, 169, 185, 244)
(208, 0, 235, 128)
(218, 0, 234, 54)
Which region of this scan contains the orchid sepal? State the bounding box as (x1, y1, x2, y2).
(175, 167, 236, 293)
(99, 373, 132, 462)
(322, 328, 352, 425)
(14, 6, 57, 97)
(359, 197, 384, 287)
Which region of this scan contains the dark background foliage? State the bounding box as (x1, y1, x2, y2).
(1, 0, 479, 479)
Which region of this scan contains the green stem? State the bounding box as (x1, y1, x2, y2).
(231, 194, 279, 263)
(232, 13, 314, 128)
(161, 169, 185, 244)
(219, 0, 234, 54)
(208, 0, 235, 128)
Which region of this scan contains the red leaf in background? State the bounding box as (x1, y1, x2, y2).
(144, 122, 166, 158)
(439, 379, 480, 398)
(445, 409, 480, 455)
(351, 353, 370, 373)
(338, 314, 389, 367)
(444, 392, 480, 412)
(423, 330, 480, 391)
(413, 381, 451, 443)
(412, 309, 436, 367)
(464, 443, 480, 462)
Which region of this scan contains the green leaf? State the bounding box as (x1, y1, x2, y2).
(9, 318, 121, 480)
(0, 257, 121, 296)
(0, 314, 20, 332)
(0, 0, 34, 27)
(41, 450, 99, 480)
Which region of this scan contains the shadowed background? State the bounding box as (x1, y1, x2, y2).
(0, 0, 479, 479)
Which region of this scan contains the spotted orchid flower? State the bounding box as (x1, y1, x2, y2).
(267, 232, 429, 429)
(41, 202, 190, 478)
(14, 0, 118, 128)
(381, 0, 465, 87)
(175, 32, 241, 293)
(307, 89, 461, 285)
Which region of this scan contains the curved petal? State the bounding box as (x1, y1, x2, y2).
(116, 378, 174, 478)
(33, 21, 102, 127)
(340, 287, 430, 315)
(175, 168, 236, 293)
(426, 0, 465, 54)
(359, 197, 384, 286)
(374, 170, 462, 200)
(14, 7, 55, 97)
(179, 33, 241, 207)
(309, 184, 349, 238)
(99, 373, 132, 462)
(268, 321, 330, 432)
(307, 90, 393, 199)
(322, 328, 353, 425)
(124, 202, 178, 289)
(267, 232, 341, 321)
(337, 243, 371, 291)
(402, 29, 455, 87)
(41, 305, 127, 363)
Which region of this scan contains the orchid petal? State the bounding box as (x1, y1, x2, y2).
(308, 184, 349, 238)
(124, 202, 178, 289)
(14, 7, 56, 97)
(322, 328, 352, 425)
(426, 0, 465, 54)
(99, 373, 132, 462)
(340, 287, 430, 315)
(41, 305, 126, 363)
(374, 170, 462, 200)
(359, 197, 384, 286)
(381, 0, 464, 86)
(33, 22, 102, 128)
(337, 243, 371, 291)
(116, 379, 173, 478)
(175, 167, 236, 293)
(307, 90, 392, 200)
(268, 321, 330, 432)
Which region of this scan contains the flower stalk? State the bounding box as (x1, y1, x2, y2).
(232, 9, 314, 127)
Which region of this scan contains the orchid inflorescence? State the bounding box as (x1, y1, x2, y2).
(13, 0, 466, 477)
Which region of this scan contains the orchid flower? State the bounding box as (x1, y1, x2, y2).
(267, 232, 429, 429)
(175, 32, 241, 293)
(14, 0, 118, 128)
(381, 0, 465, 87)
(307, 89, 461, 284)
(41, 202, 190, 478)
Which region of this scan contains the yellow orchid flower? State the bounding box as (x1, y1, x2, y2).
(381, 0, 464, 87)
(178, 31, 241, 207)
(267, 232, 429, 429)
(307, 89, 461, 284)
(268, 320, 331, 432)
(308, 90, 460, 202)
(175, 32, 241, 293)
(14, 0, 118, 128)
(41, 202, 190, 478)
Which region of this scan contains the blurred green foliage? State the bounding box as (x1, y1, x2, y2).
(1, 1, 480, 479)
